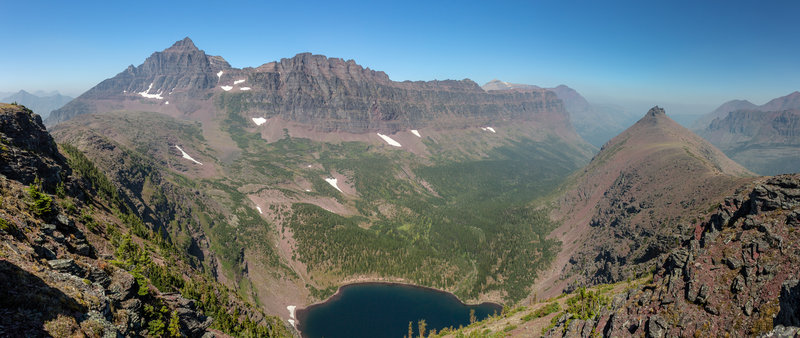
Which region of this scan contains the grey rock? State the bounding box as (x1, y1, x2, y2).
(667, 248, 690, 270)
(744, 299, 754, 316)
(696, 284, 710, 304)
(725, 257, 742, 270)
(0, 104, 68, 187)
(33, 245, 56, 260)
(732, 275, 745, 294)
(47, 258, 77, 273)
(108, 270, 136, 303)
(56, 213, 73, 228)
(704, 303, 720, 315)
(80, 310, 119, 338)
(74, 243, 93, 257)
(646, 315, 668, 338)
(41, 223, 57, 234)
(776, 280, 800, 327)
(758, 325, 800, 337)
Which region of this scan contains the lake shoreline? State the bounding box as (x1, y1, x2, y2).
(295, 281, 503, 337)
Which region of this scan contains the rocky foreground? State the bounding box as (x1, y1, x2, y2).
(0, 103, 291, 337)
(437, 174, 800, 337)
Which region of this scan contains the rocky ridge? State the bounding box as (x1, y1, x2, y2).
(544, 174, 800, 337)
(48, 38, 574, 138)
(0, 103, 291, 337)
(534, 107, 752, 299)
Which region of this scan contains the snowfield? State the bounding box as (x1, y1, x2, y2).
(325, 177, 343, 192)
(234, 79, 246, 85)
(138, 83, 164, 99)
(252, 117, 267, 126)
(221, 85, 233, 91)
(175, 145, 202, 165)
(411, 129, 421, 137)
(377, 133, 402, 147)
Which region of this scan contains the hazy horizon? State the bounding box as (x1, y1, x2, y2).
(2, 1, 799, 116)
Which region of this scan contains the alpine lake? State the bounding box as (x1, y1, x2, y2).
(296, 283, 502, 338)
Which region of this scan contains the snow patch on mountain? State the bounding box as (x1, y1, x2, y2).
(325, 177, 343, 192)
(377, 133, 402, 147)
(139, 83, 164, 99)
(175, 145, 202, 165)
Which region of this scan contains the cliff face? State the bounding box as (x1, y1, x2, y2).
(701, 109, 800, 175)
(241, 57, 567, 132)
(47, 38, 573, 137)
(47, 38, 230, 125)
(482, 80, 636, 147)
(693, 92, 800, 175)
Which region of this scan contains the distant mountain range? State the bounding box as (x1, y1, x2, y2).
(482, 79, 638, 147)
(1, 90, 72, 119)
(694, 91, 800, 175)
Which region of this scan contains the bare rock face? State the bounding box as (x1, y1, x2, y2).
(46, 38, 574, 137)
(0, 103, 68, 188)
(47, 37, 230, 125)
(694, 91, 800, 175)
(700, 109, 800, 175)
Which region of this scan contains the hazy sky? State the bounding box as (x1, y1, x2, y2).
(2, 0, 799, 115)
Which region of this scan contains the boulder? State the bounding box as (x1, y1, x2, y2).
(776, 280, 800, 327)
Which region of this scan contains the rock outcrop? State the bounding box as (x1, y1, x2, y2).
(545, 174, 800, 337)
(0, 103, 68, 188)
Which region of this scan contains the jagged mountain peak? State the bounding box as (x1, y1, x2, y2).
(645, 105, 666, 117)
(164, 37, 199, 52)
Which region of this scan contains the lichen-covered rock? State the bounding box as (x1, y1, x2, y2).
(0, 104, 69, 188)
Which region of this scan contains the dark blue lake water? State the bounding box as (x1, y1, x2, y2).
(296, 283, 501, 338)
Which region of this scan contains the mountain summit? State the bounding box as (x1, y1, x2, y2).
(534, 106, 752, 297)
(46, 38, 230, 125)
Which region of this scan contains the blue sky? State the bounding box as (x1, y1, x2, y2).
(1, 0, 799, 115)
